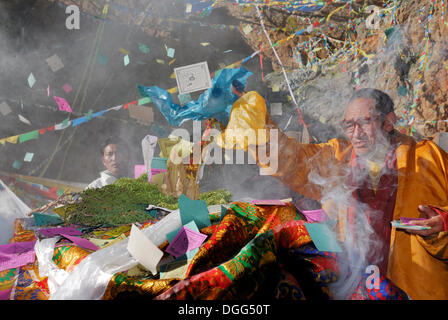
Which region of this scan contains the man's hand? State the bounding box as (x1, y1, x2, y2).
(406, 205, 444, 237)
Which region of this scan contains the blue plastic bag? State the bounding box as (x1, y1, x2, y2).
(138, 67, 253, 127)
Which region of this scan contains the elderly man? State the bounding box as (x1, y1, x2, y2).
(86, 137, 132, 189)
(223, 88, 448, 299)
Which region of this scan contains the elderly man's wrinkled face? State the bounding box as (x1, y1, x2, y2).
(343, 98, 386, 156)
(102, 144, 128, 176)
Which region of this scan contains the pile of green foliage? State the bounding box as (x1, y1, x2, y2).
(57, 174, 232, 226)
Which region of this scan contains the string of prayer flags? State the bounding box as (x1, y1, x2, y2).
(6, 136, 19, 144)
(19, 130, 39, 143)
(54, 118, 71, 131)
(138, 97, 151, 106)
(71, 116, 89, 127)
(54, 96, 72, 112)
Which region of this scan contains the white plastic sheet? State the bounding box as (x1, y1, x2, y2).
(0, 179, 30, 245)
(50, 209, 182, 300)
(34, 237, 69, 295)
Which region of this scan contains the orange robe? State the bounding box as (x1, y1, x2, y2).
(224, 91, 448, 299)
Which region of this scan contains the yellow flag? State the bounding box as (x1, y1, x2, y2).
(6, 135, 19, 144)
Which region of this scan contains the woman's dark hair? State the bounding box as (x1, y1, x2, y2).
(349, 88, 395, 116)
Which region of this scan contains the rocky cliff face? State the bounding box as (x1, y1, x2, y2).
(54, 0, 447, 139)
(221, 0, 448, 139)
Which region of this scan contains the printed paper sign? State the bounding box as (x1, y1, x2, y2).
(174, 61, 212, 95)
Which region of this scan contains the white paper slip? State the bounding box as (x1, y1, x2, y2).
(127, 224, 164, 275)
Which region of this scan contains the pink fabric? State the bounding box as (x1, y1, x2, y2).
(300, 209, 328, 223)
(0, 289, 11, 300)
